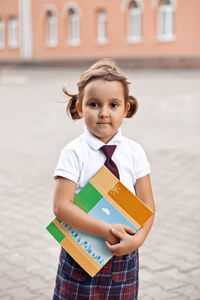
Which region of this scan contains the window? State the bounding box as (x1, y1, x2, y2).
(68, 8, 80, 45)
(0, 19, 5, 48)
(8, 17, 19, 48)
(97, 10, 107, 45)
(158, 0, 175, 41)
(46, 10, 57, 47)
(128, 0, 142, 42)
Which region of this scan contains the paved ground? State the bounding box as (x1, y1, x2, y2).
(0, 66, 199, 299)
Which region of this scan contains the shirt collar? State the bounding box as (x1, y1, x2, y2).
(84, 127, 122, 150)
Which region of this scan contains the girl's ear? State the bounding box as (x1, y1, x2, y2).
(124, 102, 130, 117)
(75, 101, 83, 118)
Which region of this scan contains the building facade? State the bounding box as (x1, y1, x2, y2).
(0, 0, 200, 66)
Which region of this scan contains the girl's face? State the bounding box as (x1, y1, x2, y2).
(76, 79, 130, 144)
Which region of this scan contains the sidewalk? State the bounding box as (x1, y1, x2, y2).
(0, 67, 199, 299)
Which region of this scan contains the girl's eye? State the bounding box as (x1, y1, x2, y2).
(111, 103, 118, 108)
(89, 102, 98, 108)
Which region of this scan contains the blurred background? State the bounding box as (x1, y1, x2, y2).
(1, 0, 200, 67)
(0, 0, 200, 299)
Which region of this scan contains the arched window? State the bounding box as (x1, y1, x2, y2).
(128, 0, 142, 42)
(8, 17, 19, 48)
(0, 19, 5, 49)
(158, 0, 175, 41)
(68, 7, 80, 45)
(46, 10, 57, 47)
(97, 10, 107, 45)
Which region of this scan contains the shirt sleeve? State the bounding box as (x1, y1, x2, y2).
(134, 144, 151, 179)
(53, 148, 80, 183)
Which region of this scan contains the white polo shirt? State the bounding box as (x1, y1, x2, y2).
(54, 128, 150, 195)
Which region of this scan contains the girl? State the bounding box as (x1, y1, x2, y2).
(53, 59, 155, 299)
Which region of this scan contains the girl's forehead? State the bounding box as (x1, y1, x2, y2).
(83, 79, 124, 97)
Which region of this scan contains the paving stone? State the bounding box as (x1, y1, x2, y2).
(144, 259, 172, 272)
(6, 286, 41, 300)
(0, 294, 13, 300)
(178, 261, 200, 273)
(139, 267, 156, 281)
(3, 252, 25, 265)
(28, 297, 47, 300)
(0, 276, 20, 290)
(141, 285, 179, 299)
(167, 295, 189, 300)
(36, 286, 55, 299)
(5, 267, 32, 282)
(174, 285, 200, 300)
(155, 267, 197, 286)
(138, 289, 154, 300)
(0, 245, 9, 255)
(26, 277, 51, 291)
(149, 275, 187, 291)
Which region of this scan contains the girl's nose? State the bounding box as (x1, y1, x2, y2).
(99, 106, 109, 118)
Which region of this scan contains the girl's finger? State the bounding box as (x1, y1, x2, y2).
(105, 241, 113, 253)
(105, 241, 110, 248)
(111, 228, 124, 238)
(105, 241, 121, 253)
(124, 226, 135, 234)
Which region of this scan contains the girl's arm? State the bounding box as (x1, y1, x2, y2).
(53, 177, 119, 245)
(105, 174, 155, 256)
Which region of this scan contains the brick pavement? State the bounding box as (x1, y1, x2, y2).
(0, 67, 199, 299)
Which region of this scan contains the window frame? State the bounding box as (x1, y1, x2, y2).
(8, 16, 19, 49)
(0, 18, 5, 49)
(157, 0, 175, 42)
(97, 10, 108, 45)
(46, 10, 58, 47)
(68, 7, 80, 46)
(127, 0, 143, 43)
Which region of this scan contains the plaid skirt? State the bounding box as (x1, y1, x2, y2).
(53, 247, 139, 300)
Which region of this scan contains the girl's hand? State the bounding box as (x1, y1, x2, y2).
(103, 224, 120, 245)
(111, 224, 135, 235)
(104, 224, 134, 246)
(105, 227, 142, 256)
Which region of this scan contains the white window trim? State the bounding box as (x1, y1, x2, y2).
(157, 0, 176, 42)
(0, 19, 5, 49)
(68, 8, 80, 46)
(127, 1, 142, 43)
(97, 10, 108, 45)
(8, 17, 19, 49)
(121, 0, 144, 11)
(46, 10, 58, 47)
(152, 0, 177, 9)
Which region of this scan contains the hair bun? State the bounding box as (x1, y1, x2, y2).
(126, 95, 138, 118)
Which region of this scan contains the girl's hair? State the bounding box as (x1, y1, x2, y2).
(64, 58, 138, 119)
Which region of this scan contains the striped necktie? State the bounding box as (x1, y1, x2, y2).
(101, 145, 120, 179)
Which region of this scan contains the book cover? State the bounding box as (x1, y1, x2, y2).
(46, 166, 154, 277)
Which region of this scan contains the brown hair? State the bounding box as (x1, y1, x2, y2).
(64, 58, 138, 119)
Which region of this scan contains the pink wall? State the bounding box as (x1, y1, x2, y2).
(31, 0, 200, 60)
(1, 0, 200, 62)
